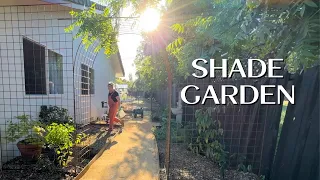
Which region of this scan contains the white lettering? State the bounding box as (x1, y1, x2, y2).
(240, 85, 259, 104)
(228, 59, 246, 78)
(261, 85, 276, 104)
(221, 85, 238, 104)
(278, 85, 294, 104)
(192, 59, 208, 78)
(268, 59, 283, 78)
(210, 59, 228, 78)
(181, 85, 200, 104)
(202, 85, 220, 104)
(248, 59, 267, 78)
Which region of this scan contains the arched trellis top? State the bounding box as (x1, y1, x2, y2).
(74, 39, 125, 76)
(74, 40, 100, 69)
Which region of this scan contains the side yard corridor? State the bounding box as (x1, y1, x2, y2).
(79, 101, 159, 180)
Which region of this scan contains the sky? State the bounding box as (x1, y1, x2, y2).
(118, 1, 166, 81)
(118, 6, 142, 81)
(91, 0, 166, 81)
(90, 1, 143, 80)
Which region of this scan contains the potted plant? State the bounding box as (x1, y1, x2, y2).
(6, 115, 45, 160)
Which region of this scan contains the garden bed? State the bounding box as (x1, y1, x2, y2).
(157, 140, 259, 180)
(0, 124, 120, 180)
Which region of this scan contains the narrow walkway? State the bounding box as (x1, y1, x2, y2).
(80, 112, 159, 180)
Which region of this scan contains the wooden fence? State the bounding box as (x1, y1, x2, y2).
(152, 65, 318, 179)
(180, 71, 290, 174)
(270, 65, 319, 180)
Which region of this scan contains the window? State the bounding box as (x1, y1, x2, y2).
(23, 38, 46, 95)
(89, 68, 95, 94)
(48, 50, 64, 94)
(81, 64, 94, 95)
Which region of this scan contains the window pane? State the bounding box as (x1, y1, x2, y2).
(81, 64, 89, 95)
(23, 38, 46, 95)
(48, 50, 64, 94)
(89, 68, 94, 94)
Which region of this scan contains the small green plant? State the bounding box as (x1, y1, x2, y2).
(154, 117, 178, 141)
(39, 105, 73, 124)
(161, 107, 169, 118)
(153, 107, 187, 142)
(189, 107, 229, 179)
(233, 154, 252, 173)
(45, 123, 86, 166)
(259, 175, 266, 180)
(6, 115, 45, 145)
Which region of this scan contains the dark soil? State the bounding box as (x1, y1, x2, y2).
(0, 124, 120, 180)
(157, 140, 259, 180)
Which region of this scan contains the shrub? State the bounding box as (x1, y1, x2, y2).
(45, 123, 86, 166)
(153, 106, 189, 143)
(39, 106, 73, 124)
(6, 115, 45, 145)
(154, 117, 179, 141)
(189, 107, 229, 179)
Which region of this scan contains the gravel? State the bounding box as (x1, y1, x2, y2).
(157, 140, 259, 180)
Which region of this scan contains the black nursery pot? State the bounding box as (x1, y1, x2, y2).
(42, 145, 57, 162)
(42, 145, 70, 166)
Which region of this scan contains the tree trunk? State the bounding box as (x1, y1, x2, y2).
(163, 51, 172, 178)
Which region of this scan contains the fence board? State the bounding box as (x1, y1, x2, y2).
(271, 65, 319, 180)
(179, 75, 288, 173)
(152, 65, 319, 178)
(271, 72, 303, 179)
(259, 71, 290, 177)
(296, 98, 319, 180)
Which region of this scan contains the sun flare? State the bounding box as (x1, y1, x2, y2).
(139, 8, 161, 32)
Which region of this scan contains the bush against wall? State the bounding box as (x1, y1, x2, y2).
(39, 106, 73, 124)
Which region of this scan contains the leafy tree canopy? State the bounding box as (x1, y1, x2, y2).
(166, 0, 320, 74)
(66, 0, 319, 90)
(65, 0, 161, 56)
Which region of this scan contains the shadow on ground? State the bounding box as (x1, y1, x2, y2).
(106, 119, 158, 180)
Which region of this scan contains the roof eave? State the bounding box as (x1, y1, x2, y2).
(117, 51, 125, 77)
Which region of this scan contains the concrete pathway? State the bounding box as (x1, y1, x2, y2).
(79, 112, 159, 180)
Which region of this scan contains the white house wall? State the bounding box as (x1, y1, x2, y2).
(0, 4, 75, 163)
(90, 51, 116, 119)
(0, 3, 117, 164)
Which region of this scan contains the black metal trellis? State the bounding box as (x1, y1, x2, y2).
(0, 3, 104, 175)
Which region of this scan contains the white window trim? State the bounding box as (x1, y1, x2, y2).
(80, 63, 95, 97)
(22, 36, 65, 98)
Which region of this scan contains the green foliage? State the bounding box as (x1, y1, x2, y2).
(6, 115, 45, 145)
(153, 107, 187, 142)
(65, 0, 161, 56)
(45, 123, 86, 166)
(134, 51, 169, 91)
(45, 123, 75, 150)
(189, 107, 228, 179)
(39, 106, 73, 125)
(235, 154, 252, 173)
(6, 114, 86, 166)
(259, 175, 266, 180)
(65, 4, 119, 56)
(154, 117, 178, 140)
(165, 0, 319, 75)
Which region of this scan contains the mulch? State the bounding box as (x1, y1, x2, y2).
(157, 140, 260, 180)
(0, 124, 120, 180)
